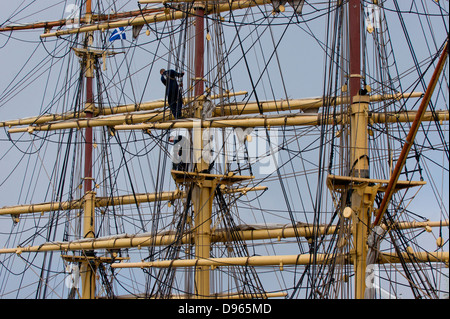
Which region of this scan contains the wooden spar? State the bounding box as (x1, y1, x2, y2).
(110, 291, 288, 299)
(373, 39, 449, 227)
(214, 92, 423, 116)
(1, 219, 446, 255)
(0, 191, 183, 216)
(380, 219, 449, 232)
(0, 186, 265, 216)
(0, 8, 163, 32)
(7, 109, 448, 133)
(0, 92, 246, 129)
(113, 110, 448, 130)
(0, 92, 421, 129)
(0, 224, 337, 255)
(39, 0, 272, 38)
(110, 251, 449, 269)
(139, 0, 184, 3)
(0, 91, 248, 128)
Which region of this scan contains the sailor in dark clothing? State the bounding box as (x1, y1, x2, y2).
(160, 68, 184, 119)
(170, 134, 189, 171)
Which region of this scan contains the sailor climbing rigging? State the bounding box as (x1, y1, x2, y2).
(160, 68, 184, 119)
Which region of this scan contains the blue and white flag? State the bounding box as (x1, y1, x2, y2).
(109, 27, 126, 42)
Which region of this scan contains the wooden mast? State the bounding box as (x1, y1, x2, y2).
(80, 0, 96, 299)
(348, 0, 372, 299)
(192, 1, 211, 298)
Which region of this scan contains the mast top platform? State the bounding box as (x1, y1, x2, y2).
(327, 174, 426, 193)
(171, 170, 253, 186)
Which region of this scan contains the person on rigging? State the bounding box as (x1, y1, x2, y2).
(160, 68, 185, 119)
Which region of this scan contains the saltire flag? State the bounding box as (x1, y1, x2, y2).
(109, 27, 126, 42)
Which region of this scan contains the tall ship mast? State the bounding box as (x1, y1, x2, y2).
(0, 0, 448, 300)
